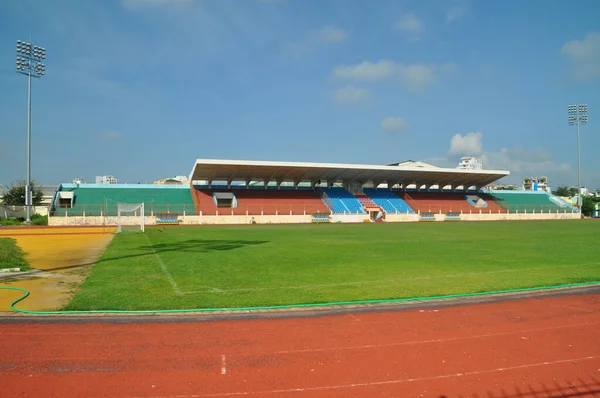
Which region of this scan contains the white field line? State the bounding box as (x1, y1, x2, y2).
(137, 355, 600, 397)
(182, 262, 600, 295)
(143, 234, 183, 296)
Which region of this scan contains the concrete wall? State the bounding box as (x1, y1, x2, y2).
(48, 211, 580, 226)
(459, 212, 580, 221)
(182, 215, 312, 225)
(383, 214, 420, 223)
(1, 205, 48, 219)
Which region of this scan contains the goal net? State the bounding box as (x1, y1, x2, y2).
(117, 203, 145, 233)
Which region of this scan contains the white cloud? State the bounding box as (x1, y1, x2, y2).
(332, 60, 454, 91)
(332, 60, 396, 81)
(314, 26, 347, 44)
(333, 86, 369, 106)
(286, 25, 348, 54)
(393, 14, 424, 40)
(381, 117, 407, 133)
(561, 32, 600, 81)
(98, 131, 122, 141)
(481, 148, 570, 174)
(398, 64, 436, 91)
(449, 132, 483, 156)
(443, 132, 572, 184)
(446, 6, 466, 23)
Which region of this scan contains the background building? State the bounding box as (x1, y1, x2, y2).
(95, 175, 117, 184)
(458, 157, 483, 170)
(523, 176, 550, 192)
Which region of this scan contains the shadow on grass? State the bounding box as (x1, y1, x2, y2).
(141, 239, 269, 254)
(7, 239, 270, 274)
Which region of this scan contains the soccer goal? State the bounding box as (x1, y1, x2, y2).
(117, 202, 145, 233)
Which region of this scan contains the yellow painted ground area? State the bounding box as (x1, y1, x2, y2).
(0, 227, 115, 312)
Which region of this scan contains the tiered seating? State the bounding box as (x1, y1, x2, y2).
(401, 192, 507, 214)
(486, 191, 574, 213)
(355, 193, 378, 208)
(193, 188, 328, 216)
(321, 187, 367, 214)
(51, 184, 195, 216)
(363, 188, 415, 214)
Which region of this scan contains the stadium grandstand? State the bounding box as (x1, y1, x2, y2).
(47, 158, 580, 226)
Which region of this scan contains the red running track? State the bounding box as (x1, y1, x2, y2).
(1, 293, 600, 397)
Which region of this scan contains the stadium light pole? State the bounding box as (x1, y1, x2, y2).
(16, 40, 46, 224)
(568, 104, 588, 215)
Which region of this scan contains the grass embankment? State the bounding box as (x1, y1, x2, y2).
(64, 221, 600, 311)
(0, 238, 30, 271)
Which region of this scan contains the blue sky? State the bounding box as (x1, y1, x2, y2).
(1, 0, 599, 189)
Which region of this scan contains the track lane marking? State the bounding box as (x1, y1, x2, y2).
(4, 321, 598, 361)
(135, 355, 600, 397)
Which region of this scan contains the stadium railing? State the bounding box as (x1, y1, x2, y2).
(49, 203, 579, 217)
(50, 203, 332, 217)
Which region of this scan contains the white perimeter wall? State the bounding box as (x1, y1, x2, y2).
(48, 212, 580, 226)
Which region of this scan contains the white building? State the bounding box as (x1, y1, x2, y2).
(458, 157, 483, 170)
(96, 175, 118, 184)
(523, 176, 550, 192)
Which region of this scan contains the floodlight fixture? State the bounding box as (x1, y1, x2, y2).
(568, 104, 589, 215)
(15, 39, 47, 223)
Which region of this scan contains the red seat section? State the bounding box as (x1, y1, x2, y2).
(399, 192, 507, 214)
(193, 189, 329, 216)
(355, 193, 377, 208)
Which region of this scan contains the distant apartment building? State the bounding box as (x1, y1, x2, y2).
(457, 157, 483, 170)
(95, 175, 117, 184)
(523, 176, 550, 192)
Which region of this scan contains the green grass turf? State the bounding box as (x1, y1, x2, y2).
(0, 238, 30, 271)
(64, 221, 600, 311)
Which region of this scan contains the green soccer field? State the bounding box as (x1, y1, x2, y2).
(64, 220, 600, 311)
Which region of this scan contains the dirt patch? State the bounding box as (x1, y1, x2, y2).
(0, 227, 115, 311)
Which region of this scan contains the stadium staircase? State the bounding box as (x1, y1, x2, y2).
(320, 187, 367, 214)
(363, 188, 415, 214)
(355, 193, 378, 208)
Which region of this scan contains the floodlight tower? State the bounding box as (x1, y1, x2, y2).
(568, 104, 588, 214)
(16, 40, 46, 224)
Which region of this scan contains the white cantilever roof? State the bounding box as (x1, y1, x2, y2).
(189, 159, 509, 188)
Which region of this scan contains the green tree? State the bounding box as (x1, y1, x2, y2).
(1, 180, 44, 206)
(553, 186, 571, 197)
(582, 195, 599, 217)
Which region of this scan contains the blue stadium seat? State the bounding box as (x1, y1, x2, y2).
(321, 187, 367, 214)
(363, 188, 415, 214)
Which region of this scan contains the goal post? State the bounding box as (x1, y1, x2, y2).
(117, 202, 145, 233)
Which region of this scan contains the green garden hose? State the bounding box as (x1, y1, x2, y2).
(1, 281, 599, 315)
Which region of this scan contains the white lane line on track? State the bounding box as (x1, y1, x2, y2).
(136, 355, 600, 397)
(181, 262, 600, 295)
(143, 233, 183, 296)
(273, 320, 600, 354)
(220, 355, 226, 375)
(9, 321, 599, 361)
